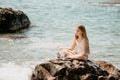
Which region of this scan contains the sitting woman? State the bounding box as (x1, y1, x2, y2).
(56, 25, 90, 60)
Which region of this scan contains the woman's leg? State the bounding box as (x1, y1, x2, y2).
(62, 49, 76, 57)
(67, 53, 88, 60)
(76, 55, 88, 60)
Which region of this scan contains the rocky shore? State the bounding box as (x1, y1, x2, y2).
(0, 7, 31, 33)
(31, 58, 120, 80)
(99, 2, 120, 4)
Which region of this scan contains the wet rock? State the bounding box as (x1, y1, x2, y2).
(98, 2, 120, 4)
(32, 64, 56, 80)
(0, 34, 26, 39)
(31, 59, 120, 80)
(0, 7, 31, 33)
(96, 61, 120, 80)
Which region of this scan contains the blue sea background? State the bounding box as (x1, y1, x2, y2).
(0, 0, 120, 80)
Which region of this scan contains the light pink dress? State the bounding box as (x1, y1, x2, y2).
(63, 39, 89, 58)
(72, 39, 89, 58)
(76, 39, 85, 54)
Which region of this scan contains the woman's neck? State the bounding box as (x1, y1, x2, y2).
(77, 35, 84, 41)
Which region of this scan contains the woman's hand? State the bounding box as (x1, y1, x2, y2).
(67, 55, 72, 58)
(56, 46, 63, 50)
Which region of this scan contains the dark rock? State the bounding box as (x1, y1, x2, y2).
(32, 64, 56, 80)
(0, 7, 31, 33)
(96, 61, 120, 80)
(31, 59, 120, 80)
(98, 76, 106, 80)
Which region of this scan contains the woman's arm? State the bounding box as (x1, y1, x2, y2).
(68, 38, 76, 50)
(56, 38, 76, 50)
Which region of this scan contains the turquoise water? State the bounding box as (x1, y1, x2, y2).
(0, 0, 120, 80)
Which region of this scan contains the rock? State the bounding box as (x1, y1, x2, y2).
(31, 59, 120, 80)
(32, 64, 56, 80)
(98, 2, 120, 4)
(0, 34, 26, 39)
(96, 61, 120, 80)
(0, 7, 31, 33)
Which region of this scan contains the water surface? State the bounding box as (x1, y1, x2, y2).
(0, 0, 120, 80)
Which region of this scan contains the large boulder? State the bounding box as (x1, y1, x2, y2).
(0, 7, 31, 33)
(31, 58, 120, 80)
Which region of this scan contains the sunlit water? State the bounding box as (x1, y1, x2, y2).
(0, 0, 120, 80)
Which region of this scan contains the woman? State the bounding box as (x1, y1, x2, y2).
(56, 25, 90, 60)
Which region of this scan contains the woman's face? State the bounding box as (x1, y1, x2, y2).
(76, 28, 82, 36)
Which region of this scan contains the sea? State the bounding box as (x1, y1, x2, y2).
(0, 0, 120, 80)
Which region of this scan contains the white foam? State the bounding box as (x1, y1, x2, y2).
(0, 62, 32, 80)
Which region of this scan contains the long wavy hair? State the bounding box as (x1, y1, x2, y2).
(75, 25, 90, 53)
